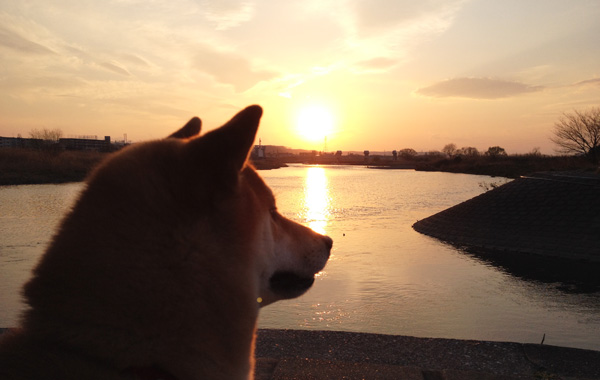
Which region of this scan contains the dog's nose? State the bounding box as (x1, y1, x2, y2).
(322, 235, 333, 251)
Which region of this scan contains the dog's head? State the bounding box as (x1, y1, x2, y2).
(25, 106, 331, 331)
(164, 105, 332, 307)
(178, 105, 333, 307)
(168, 105, 333, 307)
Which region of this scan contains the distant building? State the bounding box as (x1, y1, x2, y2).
(0, 135, 119, 152)
(252, 140, 266, 159)
(0, 137, 29, 149)
(59, 136, 111, 151)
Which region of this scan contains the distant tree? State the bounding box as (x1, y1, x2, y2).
(528, 147, 542, 157)
(399, 148, 416, 159)
(28, 128, 63, 150)
(485, 146, 507, 157)
(29, 128, 43, 140)
(442, 143, 457, 156)
(29, 128, 63, 142)
(551, 107, 600, 164)
(457, 146, 479, 157)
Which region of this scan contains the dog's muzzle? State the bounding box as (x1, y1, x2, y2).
(269, 271, 315, 297)
(269, 234, 332, 298)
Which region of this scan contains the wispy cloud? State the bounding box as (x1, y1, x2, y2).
(342, 0, 467, 54)
(118, 53, 151, 68)
(99, 62, 131, 77)
(416, 77, 544, 99)
(354, 57, 398, 72)
(192, 45, 278, 92)
(306, 0, 469, 75)
(572, 78, 600, 88)
(0, 25, 54, 55)
(350, 0, 467, 35)
(201, 0, 256, 30)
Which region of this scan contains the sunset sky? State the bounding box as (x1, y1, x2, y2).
(1, 0, 599, 154)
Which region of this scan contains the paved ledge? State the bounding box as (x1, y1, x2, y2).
(2, 328, 598, 379)
(413, 171, 600, 263)
(255, 329, 600, 380)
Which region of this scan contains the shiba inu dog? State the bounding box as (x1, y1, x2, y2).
(0, 105, 332, 380)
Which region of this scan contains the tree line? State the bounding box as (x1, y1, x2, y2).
(12, 106, 600, 165)
(432, 106, 599, 164)
(551, 107, 600, 164)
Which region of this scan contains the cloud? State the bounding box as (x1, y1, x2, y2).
(354, 57, 398, 72)
(118, 53, 151, 68)
(351, 0, 465, 34)
(572, 78, 600, 88)
(192, 45, 277, 92)
(99, 62, 131, 76)
(201, 0, 255, 30)
(416, 77, 544, 99)
(319, 0, 468, 70)
(0, 25, 55, 55)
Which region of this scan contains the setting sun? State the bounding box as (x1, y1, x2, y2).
(296, 105, 335, 144)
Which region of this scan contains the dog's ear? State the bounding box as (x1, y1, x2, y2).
(191, 105, 262, 172)
(168, 117, 201, 139)
(219, 105, 262, 171)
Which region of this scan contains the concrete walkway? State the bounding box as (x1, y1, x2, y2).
(2, 328, 598, 378)
(255, 329, 600, 380)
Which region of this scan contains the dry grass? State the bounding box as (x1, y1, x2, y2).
(0, 148, 109, 185)
(1, 147, 596, 186)
(413, 154, 597, 178)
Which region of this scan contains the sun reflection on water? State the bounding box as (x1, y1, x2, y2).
(303, 166, 330, 235)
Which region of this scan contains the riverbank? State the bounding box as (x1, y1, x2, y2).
(0, 148, 596, 185)
(413, 154, 596, 178)
(413, 171, 600, 263)
(275, 153, 596, 178)
(0, 149, 290, 185)
(0, 148, 106, 185)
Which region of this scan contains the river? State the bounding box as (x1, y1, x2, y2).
(1, 165, 599, 350)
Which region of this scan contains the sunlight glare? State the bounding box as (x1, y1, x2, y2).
(296, 105, 335, 143)
(303, 166, 330, 235)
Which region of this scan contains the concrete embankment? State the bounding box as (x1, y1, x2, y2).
(413, 171, 600, 263)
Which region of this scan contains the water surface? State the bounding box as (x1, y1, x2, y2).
(1, 166, 599, 350)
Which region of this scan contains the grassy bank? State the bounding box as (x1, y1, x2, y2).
(1, 148, 597, 186)
(412, 154, 597, 178)
(0, 149, 109, 185)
